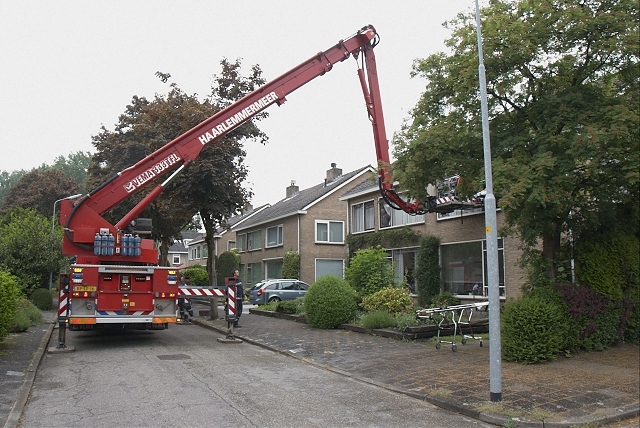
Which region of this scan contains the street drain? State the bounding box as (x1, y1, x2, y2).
(157, 354, 191, 360)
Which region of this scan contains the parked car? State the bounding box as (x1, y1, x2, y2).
(248, 279, 310, 305)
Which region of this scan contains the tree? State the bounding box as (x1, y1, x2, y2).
(0, 208, 66, 294)
(47, 151, 92, 191)
(0, 169, 28, 208)
(392, 0, 639, 278)
(87, 59, 266, 275)
(184, 59, 267, 285)
(0, 169, 80, 217)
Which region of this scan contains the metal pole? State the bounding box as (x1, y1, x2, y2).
(475, 0, 502, 402)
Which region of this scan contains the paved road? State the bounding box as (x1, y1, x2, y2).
(20, 322, 493, 428)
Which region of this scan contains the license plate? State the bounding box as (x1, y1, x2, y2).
(75, 286, 97, 292)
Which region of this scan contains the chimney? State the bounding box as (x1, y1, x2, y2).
(286, 180, 299, 198)
(326, 163, 342, 183)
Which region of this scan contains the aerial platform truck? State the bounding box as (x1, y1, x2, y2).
(55, 25, 481, 348)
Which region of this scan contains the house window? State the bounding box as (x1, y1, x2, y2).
(172, 254, 180, 265)
(316, 259, 344, 280)
(437, 206, 484, 220)
(379, 198, 424, 228)
(246, 262, 262, 286)
(440, 239, 505, 297)
(247, 230, 262, 251)
(266, 225, 283, 248)
(191, 246, 201, 260)
(389, 248, 417, 292)
(352, 200, 375, 233)
(202, 244, 208, 259)
(237, 234, 247, 252)
(227, 241, 236, 251)
(315, 220, 344, 244)
(264, 259, 283, 279)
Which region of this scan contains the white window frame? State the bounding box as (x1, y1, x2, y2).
(351, 200, 375, 233)
(172, 254, 180, 265)
(315, 220, 344, 244)
(227, 240, 236, 251)
(266, 224, 283, 248)
(191, 246, 201, 260)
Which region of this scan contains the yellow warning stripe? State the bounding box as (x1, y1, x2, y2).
(69, 318, 97, 325)
(153, 317, 176, 324)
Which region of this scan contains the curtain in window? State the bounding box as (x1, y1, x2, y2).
(352, 204, 364, 232)
(364, 201, 374, 230)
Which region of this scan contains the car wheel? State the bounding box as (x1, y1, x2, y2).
(268, 297, 281, 303)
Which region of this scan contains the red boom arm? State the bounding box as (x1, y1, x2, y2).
(60, 24, 423, 263)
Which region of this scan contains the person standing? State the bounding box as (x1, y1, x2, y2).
(233, 269, 243, 328)
(177, 276, 193, 323)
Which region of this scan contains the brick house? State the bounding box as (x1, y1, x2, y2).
(167, 231, 203, 268)
(340, 178, 527, 302)
(184, 205, 269, 268)
(232, 164, 376, 287)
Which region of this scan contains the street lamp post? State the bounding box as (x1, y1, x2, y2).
(49, 193, 82, 290)
(475, 0, 502, 402)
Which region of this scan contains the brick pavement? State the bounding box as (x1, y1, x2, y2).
(193, 306, 639, 428)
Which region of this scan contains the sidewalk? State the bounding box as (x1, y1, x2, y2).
(194, 307, 639, 428)
(0, 310, 56, 428)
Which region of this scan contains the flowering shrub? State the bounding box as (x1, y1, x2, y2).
(361, 286, 413, 315)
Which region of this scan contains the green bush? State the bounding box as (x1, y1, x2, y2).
(11, 298, 43, 333)
(304, 276, 358, 329)
(555, 282, 627, 351)
(274, 298, 304, 314)
(282, 251, 300, 279)
(0, 270, 21, 340)
(181, 265, 209, 286)
(622, 286, 640, 344)
(415, 235, 441, 307)
(395, 312, 421, 331)
(361, 286, 413, 315)
(29, 287, 53, 310)
(574, 234, 639, 301)
(358, 310, 396, 329)
(345, 246, 394, 298)
(502, 296, 570, 364)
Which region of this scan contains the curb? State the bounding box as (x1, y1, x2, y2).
(3, 319, 56, 428)
(193, 317, 640, 428)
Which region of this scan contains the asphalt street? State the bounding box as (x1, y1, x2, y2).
(16, 315, 492, 428)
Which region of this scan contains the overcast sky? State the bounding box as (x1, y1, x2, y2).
(0, 0, 482, 207)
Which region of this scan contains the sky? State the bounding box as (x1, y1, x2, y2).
(0, 0, 482, 208)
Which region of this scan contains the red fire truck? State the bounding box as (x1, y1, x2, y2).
(55, 25, 480, 346)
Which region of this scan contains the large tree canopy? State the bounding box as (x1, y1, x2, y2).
(87, 59, 266, 269)
(393, 0, 639, 275)
(0, 169, 80, 218)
